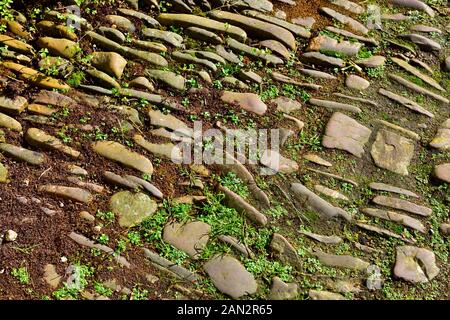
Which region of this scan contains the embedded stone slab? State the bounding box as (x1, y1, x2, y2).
(163, 221, 211, 259)
(92, 140, 153, 174)
(322, 112, 371, 157)
(372, 195, 432, 217)
(312, 249, 370, 270)
(309, 99, 361, 113)
(362, 208, 426, 233)
(25, 128, 80, 158)
(369, 182, 419, 198)
(300, 230, 343, 244)
(203, 254, 257, 299)
(430, 119, 450, 151)
(391, 57, 444, 92)
(268, 277, 298, 300)
(109, 191, 157, 227)
(39, 185, 93, 203)
(378, 88, 434, 118)
(260, 149, 299, 174)
(370, 129, 414, 176)
(0, 143, 45, 165)
(221, 91, 267, 115)
(0, 95, 28, 115)
(394, 246, 440, 283)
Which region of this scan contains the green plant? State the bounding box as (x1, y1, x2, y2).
(67, 71, 85, 87)
(127, 231, 142, 246)
(94, 282, 113, 297)
(0, 0, 13, 20)
(217, 172, 249, 198)
(96, 210, 115, 222)
(97, 234, 109, 245)
(11, 267, 30, 285)
(131, 287, 148, 300)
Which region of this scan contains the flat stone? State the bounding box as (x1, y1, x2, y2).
(356, 55, 386, 68)
(124, 175, 163, 199)
(300, 52, 345, 67)
(370, 129, 414, 175)
(225, 38, 283, 65)
(163, 221, 211, 259)
(103, 171, 140, 189)
(369, 182, 419, 198)
(270, 233, 301, 269)
(271, 96, 301, 113)
(204, 254, 257, 299)
(43, 264, 62, 289)
(434, 163, 450, 183)
(411, 25, 442, 34)
(237, 70, 262, 84)
(291, 16, 315, 29)
(299, 68, 337, 80)
(39, 185, 93, 203)
(98, 26, 126, 43)
(320, 7, 368, 34)
(0, 34, 34, 55)
(172, 51, 218, 71)
(33, 90, 75, 108)
(330, 0, 365, 14)
(259, 40, 290, 59)
(117, 8, 160, 27)
(157, 13, 247, 42)
(148, 109, 192, 137)
(430, 119, 450, 151)
(0, 143, 44, 165)
(131, 39, 167, 53)
(309, 290, 347, 300)
(394, 246, 439, 283)
(36, 37, 79, 59)
(129, 77, 155, 91)
(0, 163, 7, 183)
(0, 95, 27, 115)
(142, 28, 183, 47)
(291, 183, 352, 221)
(346, 75, 370, 90)
(221, 91, 267, 115)
(134, 134, 183, 163)
(0, 112, 22, 132)
(333, 93, 378, 107)
(185, 26, 223, 45)
(217, 235, 254, 258)
(109, 191, 157, 227)
(105, 15, 135, 33)
(269, 277, 298, 300)
(374, 119, 420, 141)
(312, 249, 370, 270)
(25, 128, 80, 158)
(208, 10, 296, 50)
(378, 88, 434, 118)
(36, 20, 77, 41)
(357, 223, 414, 243)
(300, 230, 343, 244)
(392, 0, 435, 17)
(308, 35, 362, 56)
(388, 74, 449, 104)
(92, 141, 153, 174)
(91, 52, 127, 79)
(372, 195, 432, 217)
(260, 149, 299, 174)
(400, 33, 441, 51)
(218, 185, 267, 226)
(146, 69, 185, 91)
(314, 185, 349, 201)
(362, 208, 426, 233)
(303, 153, 332, 167)
(310, 99, 361, 113)
(322, 112, 371, 157)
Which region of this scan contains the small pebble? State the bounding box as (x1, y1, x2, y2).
(5, 230, 18, 242)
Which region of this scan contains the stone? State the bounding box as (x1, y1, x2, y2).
(25, 128, 80, 158)
(204, 254, 257, 299)
(346, 75, 370, 90)
(99, 26, 126, 43)
(86, 68, 120, 88)
(103, 171, 140, 189)
(370, 130, 414, 176)
(109, 191, 157, 227)
(314, 185, 349, 201)
(259, 40, 290, 59)
(308, 35, 362, 56)
(218, 185, 267, 226)
(391, 0, 435, 17)
(36, 37, 79, 59)
(215, 45, 242, 64)
(378, 89, 434, 118)
(43, 264, 62, 289)
(270, 233, 301, 269)
(372, 195, 432, 217)
(221, 91, 267, 115)
(91, 52, 127, 79)
(0, 143, 45, 165)
(374, 119, 420, 141)
(36, 20, 77, 41)
(172, 51, 218, 71)
(260, 150, 299, 174)
(142, 28, 183, 47)
(80, 211, 95, 222)
(369, 182, 419, 198)
(303, 154, 332, 167)
(117, 8, 160, 27)
(163, 221, 211, 258)
(34, 91, 75, 108)
(356, 223, 414, 243)
(0, 95, 28, 115)
(157, 13, 247, 42)
(309, 290, 346, 300)
(92, 141, 153, 174)
(124, 175, 163, 199)
(185, 27, 223, 45)
(312, 249, 370, 270)
(300, 52, 345, 67)
(320, 7, 368, 34)
(356, 55, 386, 68)
(434, 163, 450, 183)
(148, 109, 192, 137)
(300, 230, 342, 244)
(0, 163, 7, 183)
(330, 0, 365, 14)
(105, 15, 136, 33)
(225, 38, 283, 65)
(0, 112, 22, 132)
(208, 10, 296, 50)
(309, 98, 361, 113)
(0, 34, 34, 54)
(362, 208, 426, 233)
(217, 235, 254, 258)
(299, 68, 337, 80)
(430, 119, 450, 151)
(291, 183, 352, 221)
(400, 33, 441, 51)
(291, 16, 316, 29)
(146, 69, 185, 91)
(411, 25, 442, 34)
(268, 277, 298, 300)
(394, 246, 439, 283)
(129, 77, 155, 91)
(5, 230, 17, 242)
(39, 185, 93, 203)
(271, 96, 301, 113)
(322, 112, 371, 157)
